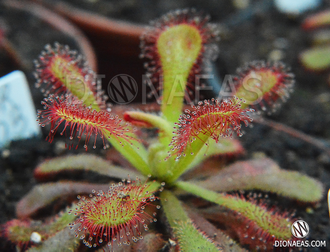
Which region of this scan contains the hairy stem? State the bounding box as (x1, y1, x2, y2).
(176, 181, 292, 240)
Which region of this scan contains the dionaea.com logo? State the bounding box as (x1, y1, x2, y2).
(274, 219, 326, 249)
(291, 220, 309, 238)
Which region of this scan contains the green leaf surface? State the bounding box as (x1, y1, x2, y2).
(300, 46, 330, 71)
(176, 181, 292, 240)
(193, 157, 324, 203)
(185, 206, 247, 252)
(166, 98, 251, 184)
(157, 24, 202, 124)
(123, 111, 173, 142)
(160, 190, 190, 226)
(160, 190, 220, 252)
(199, 206, 277, 251)
(186, 138, 244, 171)
(165, 134, 210, 183)
(174, 220, 220, 252)
(34, 154, 141, 181)
(104, 130, 151, 176)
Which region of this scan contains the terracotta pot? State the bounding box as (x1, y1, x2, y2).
(35, 0, 145, 57)
(34, 0, 147, 103)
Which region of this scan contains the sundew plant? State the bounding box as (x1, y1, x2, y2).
(1, 9, 323, 252)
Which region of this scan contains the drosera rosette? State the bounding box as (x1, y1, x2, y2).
(0, 8, 325, 252)
(68, 178, 161, 250)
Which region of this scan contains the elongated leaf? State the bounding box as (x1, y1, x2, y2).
(35, 43, 105, 111)
(174, 220, 221, 252)
(199, 206, 278, 251)
(166, 98, 252, 183)
(185, 206, 247, 252)
(193, 158, 323, 203)
(38, 95, 150, 175)
(16, 182, 110, 218)
(160, 190, 220, 251)
(34, 154, 141, 181)
(124, 111, 174, 147)
(176, 181, 293, 243)
(141, 10, 218, 125)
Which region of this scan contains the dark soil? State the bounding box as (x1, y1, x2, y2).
(1, 0, 330, 251)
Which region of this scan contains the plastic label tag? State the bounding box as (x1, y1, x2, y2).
(0, 70, 41, 148)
